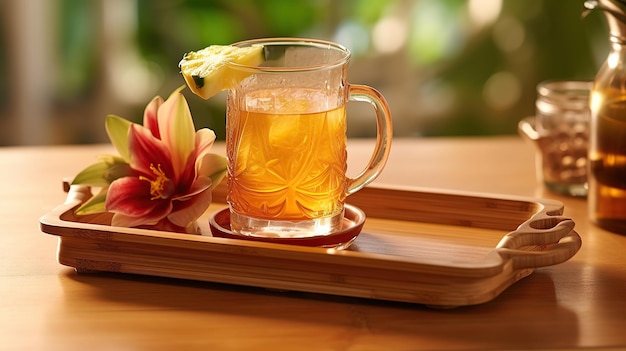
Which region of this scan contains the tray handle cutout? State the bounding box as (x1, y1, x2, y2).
(64, 182, 92, 204)
(495, 213, 580, 270)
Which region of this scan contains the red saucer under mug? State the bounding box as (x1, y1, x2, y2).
(209, 205, 366, 249)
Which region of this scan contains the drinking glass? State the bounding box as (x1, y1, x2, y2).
(519, 80, 591, 197)
(225, 38, 392, 238)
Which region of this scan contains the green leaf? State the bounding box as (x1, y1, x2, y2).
(105, 115, 133, 161)
(103, 161, 132, 182)
(71, 160, 113, 187)
(71, 155, 130, 186)
(97, 154, 127, 165)
(75, 188, 108, 215)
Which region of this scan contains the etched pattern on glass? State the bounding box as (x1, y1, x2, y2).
(227, 88, 347, 220)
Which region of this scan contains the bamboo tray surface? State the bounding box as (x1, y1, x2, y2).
(39, 182, 581, 307)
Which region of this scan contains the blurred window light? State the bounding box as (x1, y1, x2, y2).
(418, 78, 456, 118)
(1, 0, 602, 144)
(109, 56, 162, 105)
(408, 0, 465, 66)
(372, 16, 407, 54)
(467, 0, 502, 29)
(334, 20, 370, 56)
(56, 0, 96, 99)
(103, 0, 160, 104)
(483, 71, 521, 111)
(492, 16, 525, 53)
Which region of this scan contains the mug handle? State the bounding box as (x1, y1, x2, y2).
(346, 84, 393, 196)
(518, 117, 540, 144)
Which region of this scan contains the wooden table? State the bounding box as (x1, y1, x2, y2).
(1, 136, 625, 350)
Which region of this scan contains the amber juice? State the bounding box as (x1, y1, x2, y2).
(226, 87, 347, 236)
(589, 94, 626, 233)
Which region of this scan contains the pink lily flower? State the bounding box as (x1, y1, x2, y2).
(72, 87, 226, 233)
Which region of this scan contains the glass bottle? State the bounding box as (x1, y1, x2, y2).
(585, 0, 626, 233)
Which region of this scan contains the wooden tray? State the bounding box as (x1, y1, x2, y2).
(39, 182, 581, 307)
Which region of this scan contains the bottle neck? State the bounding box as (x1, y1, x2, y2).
(596, 0, 626, 43)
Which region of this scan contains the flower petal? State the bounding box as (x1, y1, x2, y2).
(143, 95, 164, 139)
(173, 175, 212, 200)
(194, 128, 216, 160)
(127, 124, 173, 178)
(106, 177, 172, 226)
(175, 147, 199, 195)
(167, 179, 213, 228)
(157, 90, 196, 180)
(197, 153, 227, 190)
(111, 212, 162, 228)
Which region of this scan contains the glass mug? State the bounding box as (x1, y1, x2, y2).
(225, 38, 392, 238)
(519, 80, 591, 197)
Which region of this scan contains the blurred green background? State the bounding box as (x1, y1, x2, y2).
(0, 0, 609, 145)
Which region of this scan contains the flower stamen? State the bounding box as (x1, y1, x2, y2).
(139, 164, 171, 200)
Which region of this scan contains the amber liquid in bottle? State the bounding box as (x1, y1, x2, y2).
(589, 94, 626, 233)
